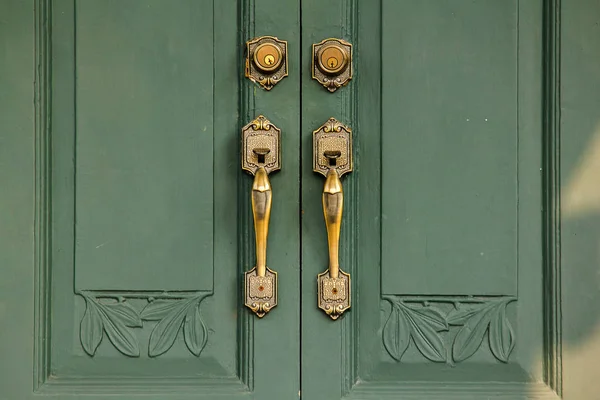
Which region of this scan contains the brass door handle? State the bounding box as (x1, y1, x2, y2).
(252, 161, 272, 278)
(323, 154, 343, 279)
(242, 116, 281, 317)
(313, 118, 353, 320)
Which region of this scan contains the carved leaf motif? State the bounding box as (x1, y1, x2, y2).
(382, 297, 516, 364)
(400, 303, 447, 363)
(103, 301, 143, 327)
(382, 303, 410, 361)
(383, 299, 447, 362)
(402, 303, 448, 331)
(97, 304, 141, 357)
(452, 303, 495, 362)
(147, 298, 194, 357)
(79, 294, 141, 357)
(488, 301, 515, 362)
(184, 302, 208, 357)
(78, 292, 212, 358)
(80, 297, 103, 356)
(141, 300, 182, 321)
(446, 304, 486, 326)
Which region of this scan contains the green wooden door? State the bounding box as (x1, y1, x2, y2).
(2, 0, 600, 399)
(301, 0, 551, 398)
(1, 0, 301, 398)
(300, 1, 599, 399)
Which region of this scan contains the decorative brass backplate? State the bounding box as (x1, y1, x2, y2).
(245, 267, 277, 318)
(245, 36, 288, 90)
(318, 269, 351, 320)
(312, 38, 352, 92)
(242, 115, 281, 175)
(313, 117, 353, 177)
(242, 115, 280, 318)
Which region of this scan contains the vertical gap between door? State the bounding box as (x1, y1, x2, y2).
(298, 0, 303, 398)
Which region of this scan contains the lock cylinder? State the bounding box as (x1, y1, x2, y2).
(317, 44, 348, 75)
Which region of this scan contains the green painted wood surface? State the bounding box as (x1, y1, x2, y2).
(1, 0, 300, 398)
(300, 2, 359, 400)
(74, 0, 215, 291)
(1, 0, 600, 399)
(381, 0, 519, 296)
(301, 0, 574, 399)
(560, 0, 600, 398)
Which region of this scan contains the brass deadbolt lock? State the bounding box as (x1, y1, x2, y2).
(253, 43, 283, 72)
(312, 38, 352, 92)
(317, 45, 348, 75)
(246, 36, 288, 90)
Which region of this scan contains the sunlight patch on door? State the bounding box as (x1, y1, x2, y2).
(563, 123, 600, 218)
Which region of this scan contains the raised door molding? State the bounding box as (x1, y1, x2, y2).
(32, 0, 255, 395)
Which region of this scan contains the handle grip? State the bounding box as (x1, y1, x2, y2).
(322, 168, 343, 279)
(252, 167, 272, 277)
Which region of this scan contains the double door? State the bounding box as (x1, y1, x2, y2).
(1, 0, 576, 399)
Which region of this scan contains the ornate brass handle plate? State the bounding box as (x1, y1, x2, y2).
(245, 36, 288, 90)
(312, 38, 353, 92)
(242, 115, 281, 317)
(313, 118, 353, 319)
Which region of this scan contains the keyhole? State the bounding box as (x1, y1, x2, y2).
(264, 54, 275, 65)
(327, 57, 338, 69)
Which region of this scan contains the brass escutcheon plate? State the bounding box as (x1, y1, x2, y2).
(317, 269, 351, 320)
(312, 38, 352, 92)
(313, 117, 353, 177)
(242, 115, 281, 175)
(245, 267, 277, 318)
(246, 36, 288, 90)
